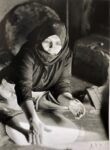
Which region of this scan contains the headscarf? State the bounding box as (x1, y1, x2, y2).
(27, 19, 69, 65)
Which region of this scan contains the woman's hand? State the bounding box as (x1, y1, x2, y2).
(57, 92, 86, 119)
(21, 100, 43, 144)
(28, 116, 42, 144)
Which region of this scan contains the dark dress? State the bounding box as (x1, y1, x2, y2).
(1, 41, 72, 106)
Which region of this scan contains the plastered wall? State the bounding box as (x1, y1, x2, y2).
(0, 0, 30, 21)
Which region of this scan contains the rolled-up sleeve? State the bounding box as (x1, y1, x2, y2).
(14, 48, 34, 106)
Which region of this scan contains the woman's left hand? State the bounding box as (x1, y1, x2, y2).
(57, 92, 86, 119)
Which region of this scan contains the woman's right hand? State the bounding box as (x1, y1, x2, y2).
(21, 100, 42, 144)
(28, 116, 42, 144)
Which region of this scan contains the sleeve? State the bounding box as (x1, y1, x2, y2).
(51, 49, 72, 98)
(14, 48, 34, 106)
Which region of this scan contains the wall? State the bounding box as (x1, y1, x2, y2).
(0, 0, 109, 44)
(0, 0, 66, 22)
(0, 0, 29, 21)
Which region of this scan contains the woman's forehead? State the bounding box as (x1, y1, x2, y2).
(44, 35, 61, 41)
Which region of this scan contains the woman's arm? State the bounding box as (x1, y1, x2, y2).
(14, 46, 34, 106)
(50, 50, 86, 119)
(14, 47, 41, 143)
(21, 100, 37, 121)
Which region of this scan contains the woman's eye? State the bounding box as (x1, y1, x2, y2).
(56, 42, 61, 46)
(44, 40, 50, 44)
(49, 41, 53, 48)
(43, 40, 53, 48)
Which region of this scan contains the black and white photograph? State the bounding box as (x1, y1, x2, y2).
(0, 0, 109, 150)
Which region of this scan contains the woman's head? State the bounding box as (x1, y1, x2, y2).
(28, 20, 67, 55)
(27, 20, 68, 65)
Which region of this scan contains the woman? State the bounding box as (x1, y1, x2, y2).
(0, 19, 85, 143)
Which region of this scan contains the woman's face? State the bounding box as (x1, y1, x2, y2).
(42, 35, 62, 55)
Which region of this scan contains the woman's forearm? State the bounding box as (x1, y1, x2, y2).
(57, 92, 73, 100)
(21, 100, 37, 121)
(57, 92, 73, 106)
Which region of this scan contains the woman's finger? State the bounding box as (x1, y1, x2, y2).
(28, 131, 33, 144)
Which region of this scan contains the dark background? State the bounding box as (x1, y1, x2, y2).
(0, 0, 109, 85)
